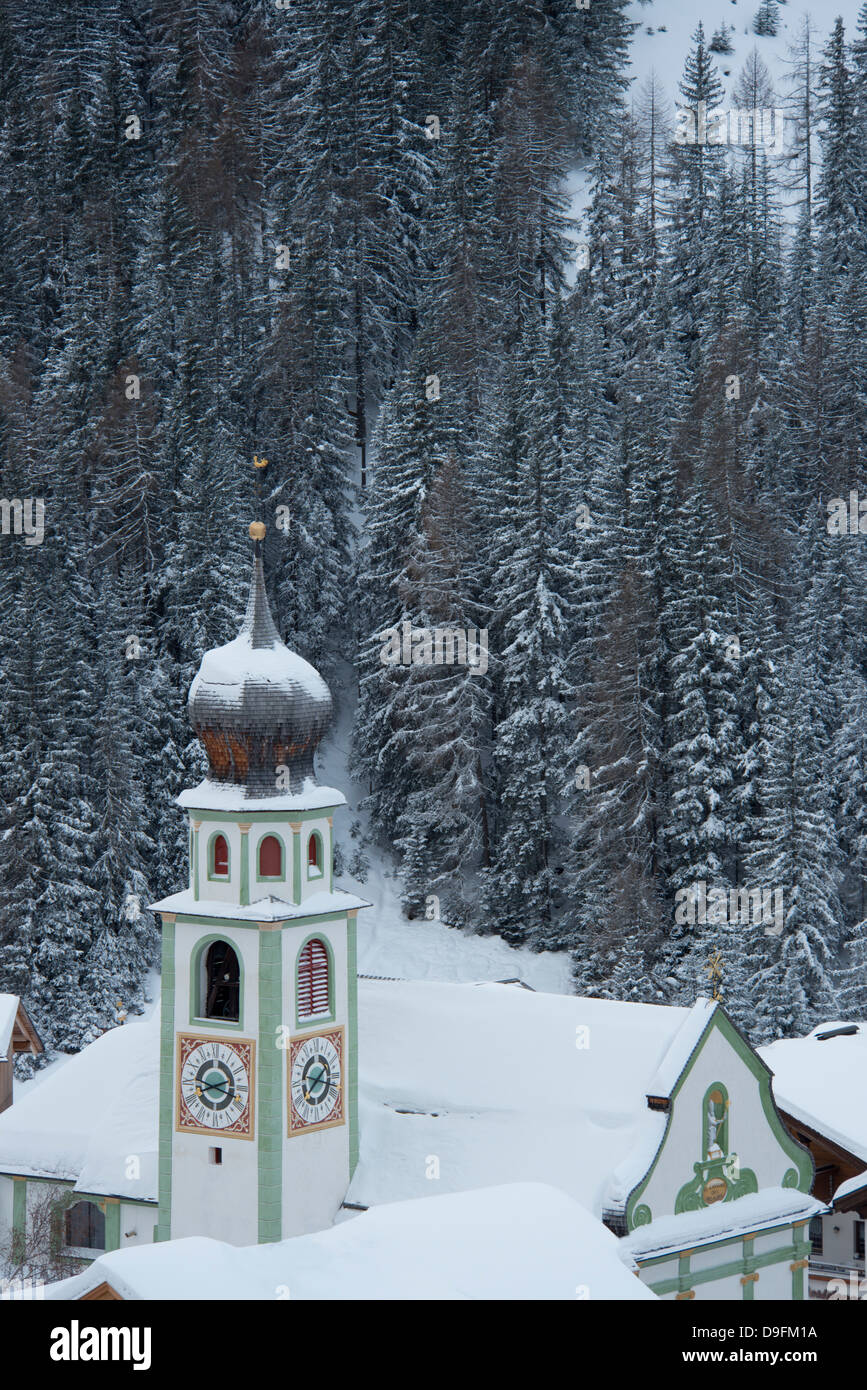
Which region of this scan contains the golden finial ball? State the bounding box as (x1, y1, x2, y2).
(249, 521, 266, 540)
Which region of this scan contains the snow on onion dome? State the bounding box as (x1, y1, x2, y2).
(188, 532, 332, 796)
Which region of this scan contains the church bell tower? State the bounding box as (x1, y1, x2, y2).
(152, 516, 369, 1246)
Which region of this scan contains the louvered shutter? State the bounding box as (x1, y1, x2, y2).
(298, 938, 330, 1020)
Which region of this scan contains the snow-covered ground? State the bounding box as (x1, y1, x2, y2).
(625, 0, 864, 97)
(567, 0, 867, 248)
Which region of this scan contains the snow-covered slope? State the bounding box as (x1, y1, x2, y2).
(625, 0, 864, 99)
(316, 656, 574, 994)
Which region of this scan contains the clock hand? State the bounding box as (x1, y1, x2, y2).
(195, 1078, 235, 1097)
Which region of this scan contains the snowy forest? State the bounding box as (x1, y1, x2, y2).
(1, 0, 866, 1062)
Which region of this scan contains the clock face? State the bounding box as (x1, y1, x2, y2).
(288, 1027, 345, 1135)
(176, 1033, 255, 1140)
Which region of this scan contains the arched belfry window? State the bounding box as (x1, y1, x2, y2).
(307, 831, 323, 879)
(297, 937, 331, 1022)
(211, 833, 229, 878)
(204, 940, 240, 1022)
(259, 834, 283, 878)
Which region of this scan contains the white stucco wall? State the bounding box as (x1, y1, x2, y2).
(169, 920, 261, 1244)
(280, 916, 350, 1238)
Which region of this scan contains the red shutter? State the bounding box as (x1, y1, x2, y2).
(298, 938, 330, 1020)
(308, 835, 319, 869)
(213, 835, 228, 876)
(259, 835, 282, 877)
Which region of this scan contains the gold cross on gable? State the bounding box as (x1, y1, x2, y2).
(706, 950, 724, 1000)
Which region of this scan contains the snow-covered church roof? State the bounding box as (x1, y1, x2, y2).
(47, 1183, 655, 1302)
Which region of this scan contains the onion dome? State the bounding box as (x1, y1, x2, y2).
(188, 532, 332, 797)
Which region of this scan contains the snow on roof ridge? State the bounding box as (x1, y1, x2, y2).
(833, 1170, 867, 1203)
(645, 995, 718, 1099)
(177, 777, 346, 812)
(150, 887, 371, 921)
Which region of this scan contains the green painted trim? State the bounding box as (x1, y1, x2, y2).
(11, 1177, 26, 1263)
(240, 827, 250, 907)
(206, 829, 231, 883)
(189, 932, 246, 1031)
(644, 1233, 811, 1296)
(185, 807, 342, 824)
(104, 1200, 121, 1252)
(347, 914, 359, 1176)
(174, 909, 354, 934)
(255, 831, 287, 884)
(292, 827, 302, 906)
(306, 830, 325, 882)
(793, 1262, 805, 1300)
(743, 1273, 755, 1300)
(192, 826, 199, 901)
(626, 1008, 814, 1230)
(294, 931, 335, 1027)
(258, 931, 282, 1244)
(157, 918, 176, 1243)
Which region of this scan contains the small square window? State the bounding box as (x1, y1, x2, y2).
(209, 1147, 223, 1166)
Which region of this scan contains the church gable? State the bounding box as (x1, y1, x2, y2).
(625, 1008, 813, 1232)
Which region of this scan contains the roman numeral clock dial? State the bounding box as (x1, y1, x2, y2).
(289, 1027, 345, 1135)
(177, 1034, 255, 1140)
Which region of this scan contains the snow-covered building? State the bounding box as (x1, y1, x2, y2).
(0, 537, 824, 1299)
(761, 1022, 867, 1296)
